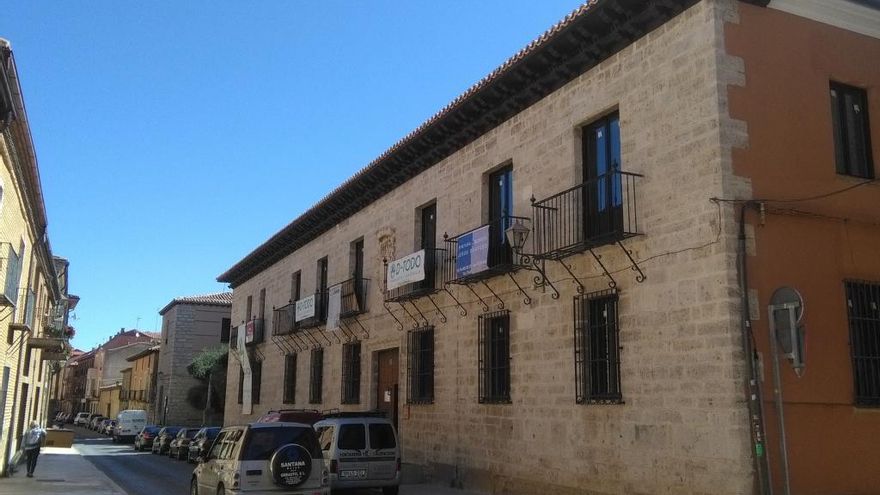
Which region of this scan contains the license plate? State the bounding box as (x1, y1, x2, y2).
(339, 469, 367, 479)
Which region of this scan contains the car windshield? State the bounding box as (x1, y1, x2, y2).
(163, 427, 182, 436)
(206, 428, 220, 439)
(241, 426, 321, 460)
(185, 429, 198, 439)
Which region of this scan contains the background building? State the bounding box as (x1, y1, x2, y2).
(155, 292, 231, 426)
(120, 345, 158, 420)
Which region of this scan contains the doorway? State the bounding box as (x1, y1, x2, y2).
(375, 348, 399, 429)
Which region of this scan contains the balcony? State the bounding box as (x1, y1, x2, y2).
(385, 248, 449, 303)
(245, 318, 265, 345)
(273, 303, 297, 336)
(531, 170, 642, 260)
(337, 277, 370, 318)
(445, 216, 529, 285)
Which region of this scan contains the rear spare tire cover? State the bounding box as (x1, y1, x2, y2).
(269, 443, 312, 487)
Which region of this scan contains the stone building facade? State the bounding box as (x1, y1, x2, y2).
(155, 292, 231, 426)
(0, 39, 70, 475)
(218, 1, 879, 494)
(120, 346, 159, 420)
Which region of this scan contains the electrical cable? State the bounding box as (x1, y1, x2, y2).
(710, 177, 877, 204)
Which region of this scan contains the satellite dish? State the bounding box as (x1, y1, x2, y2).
(770, 287, 804, 323)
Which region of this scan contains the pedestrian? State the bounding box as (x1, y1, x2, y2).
(23, 421, 46, 478)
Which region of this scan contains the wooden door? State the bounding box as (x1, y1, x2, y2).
(376, 348, 399, 429)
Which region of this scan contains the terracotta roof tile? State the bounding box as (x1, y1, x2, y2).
(159, 291, 233, 315)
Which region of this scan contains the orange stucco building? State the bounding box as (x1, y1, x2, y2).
(728, 3, 880, 494)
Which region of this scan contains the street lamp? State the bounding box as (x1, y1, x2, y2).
(505, 221, 530, 254)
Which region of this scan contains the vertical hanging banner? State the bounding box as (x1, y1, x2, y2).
(326, 285, 342, 330)
(455, 225, 490, 277)
(237, 324, 252, 415)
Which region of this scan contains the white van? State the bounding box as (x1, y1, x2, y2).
(313, 413, 400, 495)
(114, 409, 147, 443)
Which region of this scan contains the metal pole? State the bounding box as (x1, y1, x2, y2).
(768, 306, 792, 495)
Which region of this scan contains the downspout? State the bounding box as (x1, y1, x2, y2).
(737, 202, 773, 494)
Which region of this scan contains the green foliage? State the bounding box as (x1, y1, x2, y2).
(187, 346, 228, 379)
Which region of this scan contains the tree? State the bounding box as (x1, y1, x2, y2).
(187, 346, 228, 425)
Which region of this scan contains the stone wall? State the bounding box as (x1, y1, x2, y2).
(223, 1, 756, 493)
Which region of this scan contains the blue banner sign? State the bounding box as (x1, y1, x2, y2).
(456, 225, 490, 278)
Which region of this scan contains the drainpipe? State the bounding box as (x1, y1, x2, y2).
(737, 202, 773, 494)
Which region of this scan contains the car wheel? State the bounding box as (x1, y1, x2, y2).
(190, 477, 199, 495)
(382, 487, 400, 495)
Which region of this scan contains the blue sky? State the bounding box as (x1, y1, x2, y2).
(1, 1, 579, 350)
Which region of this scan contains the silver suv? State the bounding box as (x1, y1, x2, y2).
(191, 422, 328, 495)
(314, 414, 400, 495)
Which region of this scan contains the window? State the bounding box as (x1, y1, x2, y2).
(337, 424, 365, 450)
(845, 280, 880, 406)
(246, 295, 253, 322)
(407, 326, 434, 404)
(258, 288, 266, 321)
(220, 318, 231, 343)
(252, 360, 262, 405)
(419, 203, 437, 290)
(478, 311, 511, 403)
(341, 342, 361, 404)
(317, 425, 334, 451)
(291, 271, 301, 303)
(309, 348, 323, 404)
(237, 369, 243, 404)
(283, 354, 297, 404)
(575, 289, 622, 404)
(583, 112, 623, 241)
(23, 348, 31, 377)
(487, 166, 514, 267)
(317, 257, 329, 320)
(831, 82, 874, 179)
(369, 423, 397, 450)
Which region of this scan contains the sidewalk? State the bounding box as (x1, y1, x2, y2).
(0, 446, 125, 495)
(0, 444, 484, 495)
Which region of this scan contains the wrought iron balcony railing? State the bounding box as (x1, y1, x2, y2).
(444, 215, 529, 285)
(273, 303, 297, 336)
(338, 277, 370, 318)
(531, 170, 642, 260)
(384, 248, 449, 303)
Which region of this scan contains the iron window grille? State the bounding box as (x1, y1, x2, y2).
(845, 280, 880, 406)
(831, 82, 874, 179)
(574, 289, 622, 404)
(309, 348, 324, 404)
(407, 326, 434, 404)
(283, 354, 297, 404)
(478, 311, 511, 404)
(341, 342, 361, 404)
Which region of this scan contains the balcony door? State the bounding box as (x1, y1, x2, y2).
(352, 240, 364, 311)
(420, 204, 437, 289)
(488, 166, 513, 267)
(317, 257, 329, 320)
(583, 113, 623, 242)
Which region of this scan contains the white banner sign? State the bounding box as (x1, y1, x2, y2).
(295, 295, 316, 322)
(326, 285, 342, 330)
(387, 249, 426, 290)
(237, 324, 252, 415)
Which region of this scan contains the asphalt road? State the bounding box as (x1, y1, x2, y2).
(71, 425, 195, 495)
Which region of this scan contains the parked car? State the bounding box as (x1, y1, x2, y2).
(258, 409, 322, 425)
(168, 428, 199, 460)
(73, 412, 92, 426)
(151, 426, 182, 455)
(187, 427, 221, 463)
(192, 422, 328, 495)
(314, 412, 400, 495)
(89, 416, 107, 430)
(134, 426, 160, 452)
(114, 409, 147, 443)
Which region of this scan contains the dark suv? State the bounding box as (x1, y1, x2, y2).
(192, 423, 328, 494)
